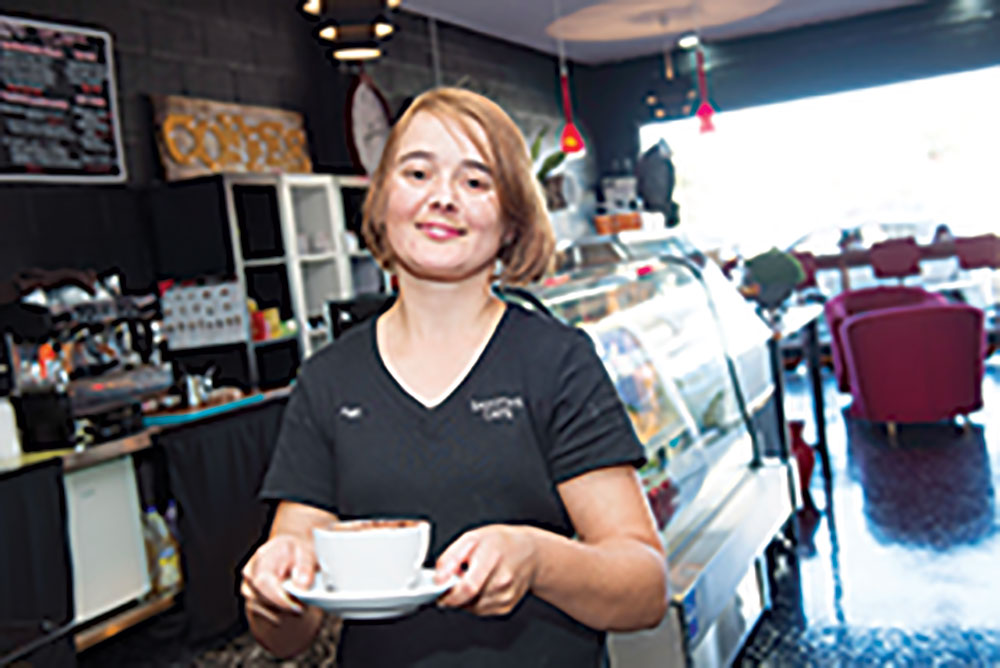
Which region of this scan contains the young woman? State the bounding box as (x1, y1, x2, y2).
(241, 87, 667, 667)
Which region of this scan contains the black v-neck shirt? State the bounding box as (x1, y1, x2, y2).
(260, 304, 645, 667)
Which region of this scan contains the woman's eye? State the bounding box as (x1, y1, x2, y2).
(405, 169, 428, 180)
(466, 177, 489, 190)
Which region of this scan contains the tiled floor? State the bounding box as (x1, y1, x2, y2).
(738, 362, 1000, 667)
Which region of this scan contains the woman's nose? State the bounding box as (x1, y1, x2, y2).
(428, 180, 458, 214)
(430, 198, 458, 214)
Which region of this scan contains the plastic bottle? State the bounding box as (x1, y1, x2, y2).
(164, 500, 181, 543)
(144, 505, 183, 593)
(142, 507, 161, 592)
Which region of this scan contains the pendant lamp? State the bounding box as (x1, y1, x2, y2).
(559, 66, 585, 154)
(553, 0, 584, 155)
(694, 47, 716, 133)
(298, 0, 398, 62)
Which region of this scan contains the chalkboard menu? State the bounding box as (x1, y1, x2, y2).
(0, 15, 125, 182)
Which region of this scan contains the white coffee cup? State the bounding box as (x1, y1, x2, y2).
(313, 519, 431, 592)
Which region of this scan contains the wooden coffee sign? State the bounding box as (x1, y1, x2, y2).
(0, 15, 126, 182)
(152, 95, 312, 181)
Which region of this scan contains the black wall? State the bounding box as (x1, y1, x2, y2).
(0, 0, 337, 291)
(0, 1, 563, 291)
(366, 13, 563, 136)
(577, 0, 1000, 176)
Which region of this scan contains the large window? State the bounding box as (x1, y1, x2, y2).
(639, 65, 1000, 256)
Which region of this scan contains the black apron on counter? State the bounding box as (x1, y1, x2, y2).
(160, 400, 285, 642)
(0, 458, 77, 667)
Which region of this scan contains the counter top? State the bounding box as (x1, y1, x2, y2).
(0, 386, 292, 476)
(767, 303, 824, 341)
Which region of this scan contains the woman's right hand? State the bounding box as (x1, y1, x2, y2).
(241, 534, 317, 625)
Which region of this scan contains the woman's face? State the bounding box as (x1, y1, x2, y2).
(382, 111, 505, 283)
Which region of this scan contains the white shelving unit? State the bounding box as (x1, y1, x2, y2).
(277, 174, 352, 357)
(219, 173, 375, 369)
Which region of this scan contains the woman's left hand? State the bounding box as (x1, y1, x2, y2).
(434, 525, 539, 616)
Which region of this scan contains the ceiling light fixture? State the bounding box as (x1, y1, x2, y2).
(300, 0, 399, 64)
(694, 47, 717, 132)
(558, 70, 585, 155)
(646, 94, 657, 105)
(553, 0, 585, 155)
(678, 33, 699, 49)
(333, 47, 382, 61)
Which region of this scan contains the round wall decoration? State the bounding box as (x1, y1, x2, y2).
(346, 73, 393, 175)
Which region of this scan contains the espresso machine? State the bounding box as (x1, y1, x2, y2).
(1, 274, 173, 452)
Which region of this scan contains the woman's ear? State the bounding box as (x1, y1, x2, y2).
(497, 236, 513, 262)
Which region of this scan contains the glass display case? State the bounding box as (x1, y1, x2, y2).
(531, 252, 773, 532)
(522, 236, 795, 668)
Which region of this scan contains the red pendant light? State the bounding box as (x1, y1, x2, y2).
(694, 47, 716, 133)
(559, 66, 585, 154)
(552, 0, 583, 155)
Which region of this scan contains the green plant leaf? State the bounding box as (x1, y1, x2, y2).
(745, 248, 805, 286)
(530, 126, 548, 163)
(536, 151, 566, 182)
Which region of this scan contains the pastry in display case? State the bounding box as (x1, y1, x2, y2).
(594, 325, 677, 445)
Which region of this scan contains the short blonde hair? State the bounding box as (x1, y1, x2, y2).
(361, 87, 554, 285)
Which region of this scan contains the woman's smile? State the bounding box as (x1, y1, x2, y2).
(415, 221, 468, 241)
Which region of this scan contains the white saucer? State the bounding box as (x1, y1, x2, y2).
(283, 568, 458, 620)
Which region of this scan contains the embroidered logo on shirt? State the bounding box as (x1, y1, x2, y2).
(339, 405, 363, 420)
(470, 395, 524, 422)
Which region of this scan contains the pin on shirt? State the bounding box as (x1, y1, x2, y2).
(339, 405, 364, 420)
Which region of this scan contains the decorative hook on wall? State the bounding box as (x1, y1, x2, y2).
(428, 16, 442, 88)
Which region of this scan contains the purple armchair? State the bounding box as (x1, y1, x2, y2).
(842, 303, 985, 426)
(869, 237, 922, 281)
(791, 251, 818, 290)
(825, 286, 948, 392)
(955, 233, 1000, 271)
